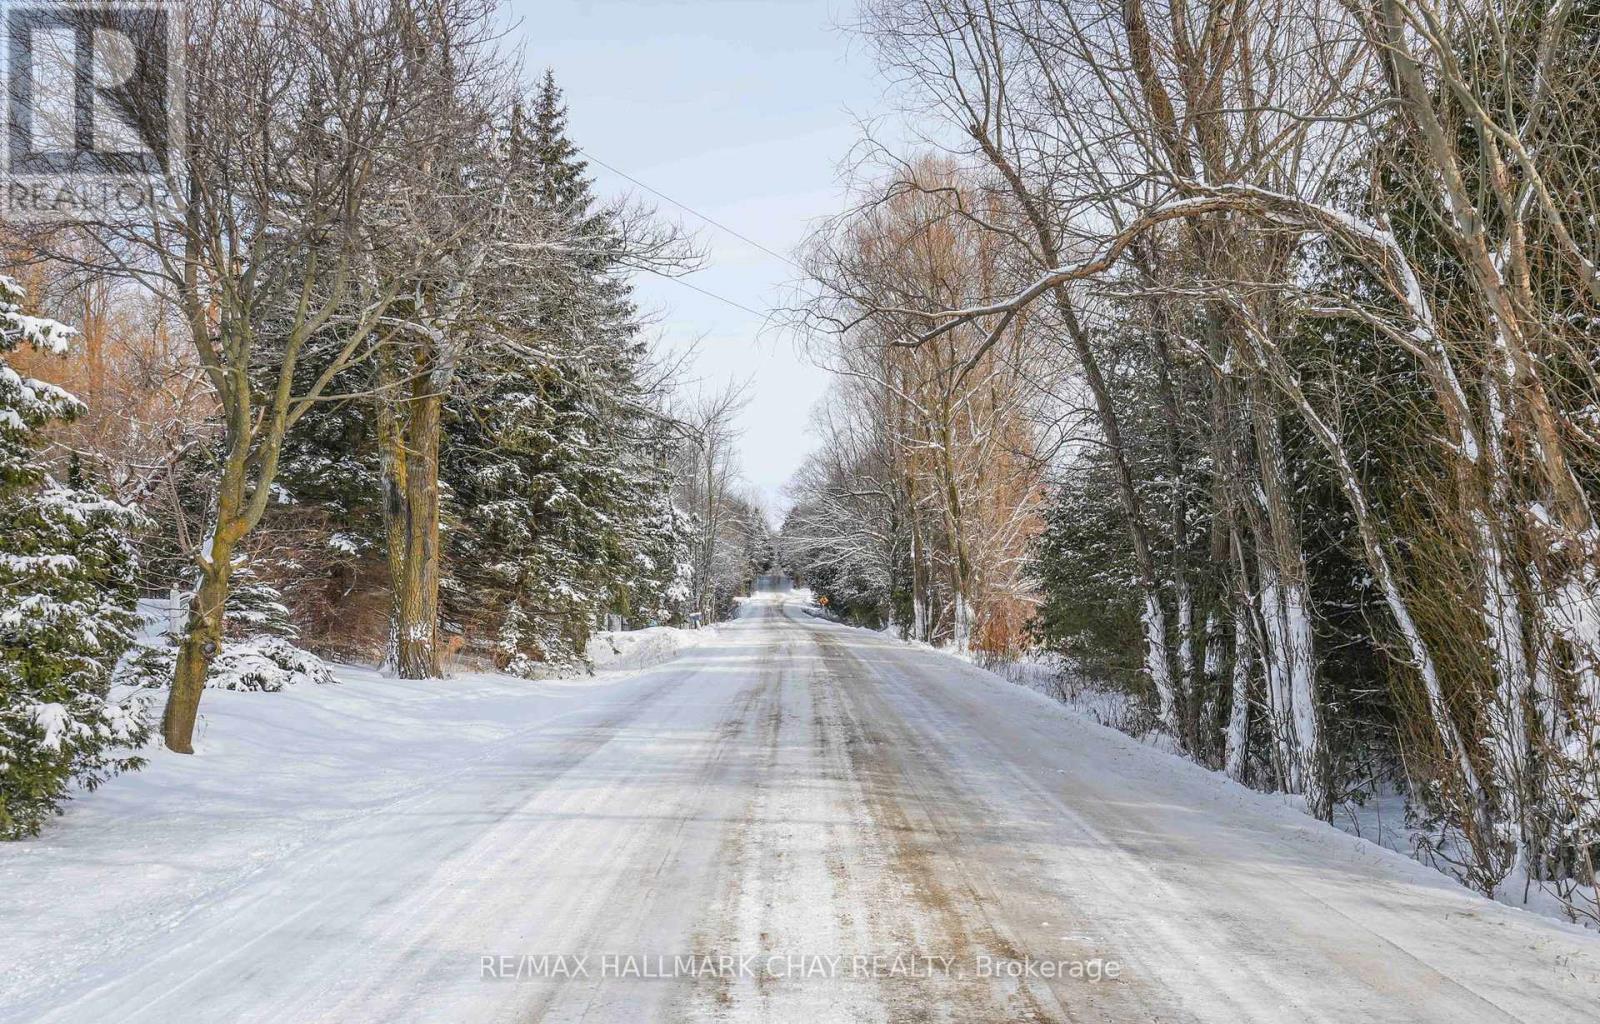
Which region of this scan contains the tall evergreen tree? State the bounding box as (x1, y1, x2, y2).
(442, 71, 688, 668)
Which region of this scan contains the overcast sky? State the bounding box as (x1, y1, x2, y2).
(512, 0, 887, 515)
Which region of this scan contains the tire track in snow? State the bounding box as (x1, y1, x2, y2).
(525, 630, 784, 1023)
(816, 625, 1106, 1023)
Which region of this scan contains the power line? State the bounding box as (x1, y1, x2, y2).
(577, 147, 807, 274)
(646, 268, 769, 320)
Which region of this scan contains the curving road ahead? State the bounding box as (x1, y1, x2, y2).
(9, 596, 1600, 1022)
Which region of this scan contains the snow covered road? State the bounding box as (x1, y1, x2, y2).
(4, 595, 1599, 1022)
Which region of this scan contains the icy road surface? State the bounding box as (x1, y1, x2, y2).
(4, 595, 1598, 1022)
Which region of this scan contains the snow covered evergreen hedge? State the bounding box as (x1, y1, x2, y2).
(0, 278, 149, 838)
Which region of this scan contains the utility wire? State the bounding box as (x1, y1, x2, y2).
(581, 149, 784, 318)
(645, 268, 770, 319)
(577, 147, 807, 274)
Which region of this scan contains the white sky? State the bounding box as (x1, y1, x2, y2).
(512, 0, 886, 514)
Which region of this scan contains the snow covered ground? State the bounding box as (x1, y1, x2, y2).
(3, 594, 1598, 1022)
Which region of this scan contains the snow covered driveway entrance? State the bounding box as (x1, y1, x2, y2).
(4, 596, 1598, 1022)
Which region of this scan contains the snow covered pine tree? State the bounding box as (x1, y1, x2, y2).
(445, 71, 689, 667)
(0, 277, 147, 839)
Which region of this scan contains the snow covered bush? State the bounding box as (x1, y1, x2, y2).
(193, 636, 336, 691)
(117, 636, 335, 693)
(0, 277, 149, 838)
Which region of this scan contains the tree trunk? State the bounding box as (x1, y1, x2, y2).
(1150, 324, 1197, 749)
(400, 396, 443, 677)
(163, 530, 234, 753)
(379, 363, 444, 680)
(907, 473, 931, 643)
(1225, 579, 1253, 783)
(936, 416, 974, 653)
(1248, 380, 1327, 818)
(1201, 334, 1242, 765)
(1051, 289, 1177, 731)
(1263, 354, 1497, 847)
(966, 124, 1177, 729)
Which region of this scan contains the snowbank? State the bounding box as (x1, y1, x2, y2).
(1335, 785, 1600, 925)
(924, 642, 1599, 930)
(978, 651, 1153, 738)
(584, 623, 710, 673)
